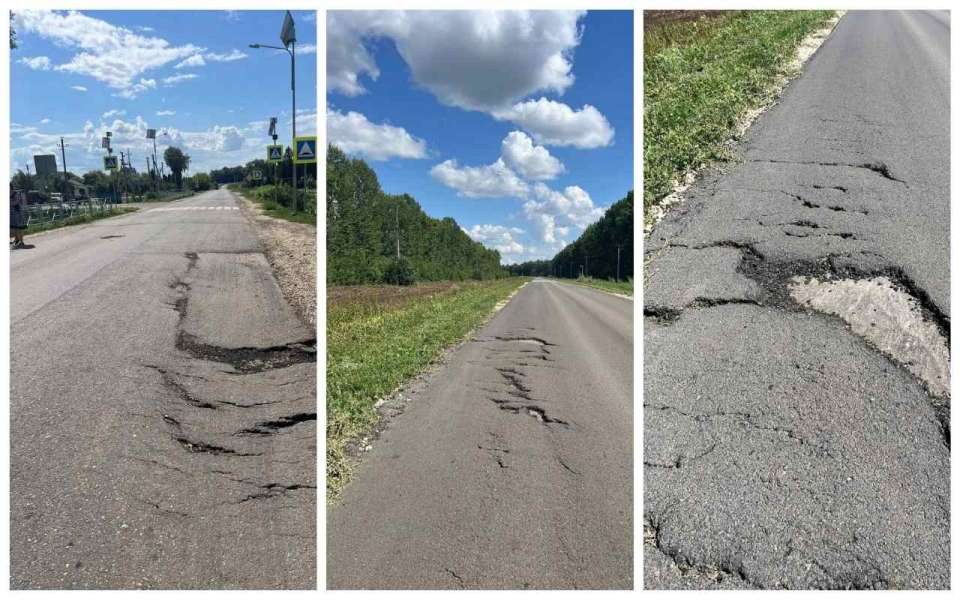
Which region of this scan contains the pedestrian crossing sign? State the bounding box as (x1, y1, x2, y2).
(293, 136, 317, 164)
(103, 155, 119, 171)
(267, 144, 283, 162)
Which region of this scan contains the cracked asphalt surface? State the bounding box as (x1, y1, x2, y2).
(327, 279, 632, 589)
(644, 11, 949, 590)
(11, 189, 316, 589)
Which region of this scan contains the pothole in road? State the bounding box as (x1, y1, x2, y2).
(789, 275, 950, 399)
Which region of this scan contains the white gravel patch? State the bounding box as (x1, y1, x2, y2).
(238, 195, 316, 329)
(790, 275, 949, 399)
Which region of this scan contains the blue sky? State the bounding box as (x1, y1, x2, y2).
(10, 10, 317, 175)
(327, 10, 633, 263)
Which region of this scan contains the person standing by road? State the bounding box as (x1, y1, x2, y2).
(10, 189, 29, 249)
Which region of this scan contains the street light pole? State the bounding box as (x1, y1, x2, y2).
(251, 11, 298, 209)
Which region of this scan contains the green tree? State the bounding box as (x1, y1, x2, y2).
(10, 169, 33, 191)
(163, 146, 191, 190)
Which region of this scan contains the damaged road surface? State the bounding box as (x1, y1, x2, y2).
(327, 279, 633, 589)
(644, 11, 949, 590)
(10, 188, 316, 589)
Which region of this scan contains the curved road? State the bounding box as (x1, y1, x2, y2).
(328, 279, 633, 589)
(11, 189, 316, 589)
(644, 11, 949, 590)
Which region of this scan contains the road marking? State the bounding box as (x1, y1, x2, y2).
(151, 206, 239, 212)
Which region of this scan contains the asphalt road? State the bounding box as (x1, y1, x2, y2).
(10, 189, 316, 589)
(327, 279, 633, 589)
(644, 11, 949, 589)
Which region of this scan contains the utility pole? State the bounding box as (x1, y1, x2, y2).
(616, 243, 622, 282)
(59, 137, 69, 201)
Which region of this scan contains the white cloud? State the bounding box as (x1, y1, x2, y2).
(175, 49, 246, 69)
(18, 56, 51, 70)
(175, 54, 206, 69)
(40, 118, 51, 125)
(495, 98, 614, 148)
(102, 109, 126, 119)
(500, 131, 564, 180)
(328, 109, 427, 161)
(183, 125, 245, 153)
(296, 44, 317, 55)
(206, 49, 247, 62)
(431, 158, 529, 198)
(71, 85, 87, 92)
(327, 10, 583, 112)
(10, 115, 279, 174)
(463, 224, 526, 256)
(162, 73, 198, 86)
(116, 78, 157, 99)
(156, 110, 176, 116)
(14, 10, 202, 98)
(294, 109, 318, 136)
(522, 182, 603, 243)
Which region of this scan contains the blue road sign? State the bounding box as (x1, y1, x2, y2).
(293, 136, 317, 164)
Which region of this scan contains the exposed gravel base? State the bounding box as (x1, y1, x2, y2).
(238, 194, 317, 329)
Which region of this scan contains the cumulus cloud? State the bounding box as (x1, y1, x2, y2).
(14, 10, 202, 98)
(102, 109, 126, 119)
(431, 158, 529, 199)
(327, 10, 583, 112)
(463, 224, 526, 255)
(18, 56, 51, 70)
(500, 131, 564, 180)
(495, 98, 614, 148)
(521, 182, 603, 243)
(328, 109, 427, 161)
(156, 110, 176, 116)
(9, 114, 282, 174)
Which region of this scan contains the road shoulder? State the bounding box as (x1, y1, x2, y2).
(236, 191, 316, 329)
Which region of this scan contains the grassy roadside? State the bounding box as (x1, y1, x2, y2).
(141, 190, 195, 202)
(24, 206, 139, 235)
(644, 10, 836, 223)
(327, 278, 527, 496)
(568, 277, 634, 297)
(229, 183, 317, 226)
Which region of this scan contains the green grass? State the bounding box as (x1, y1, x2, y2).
(568, 277, 634, 296)
(327, 278, 527, 497)
(24, 206, 139, 234)
(644, 10, 836, 222)
(230, 183, 317, 226)
(141, 190, 195, 202)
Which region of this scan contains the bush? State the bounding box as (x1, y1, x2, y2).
(145, 191, 159, 200)
(382, 257, 416, 286)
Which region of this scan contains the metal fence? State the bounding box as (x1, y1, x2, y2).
(23, 198, 117, 228)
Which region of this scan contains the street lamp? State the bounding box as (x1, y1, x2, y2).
(250, 11, 297, 205)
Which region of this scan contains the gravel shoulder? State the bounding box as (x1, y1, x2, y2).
(237, 192, 317, 330)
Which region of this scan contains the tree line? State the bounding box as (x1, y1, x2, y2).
(506, 190, 633, 281)
(327, 145, 503, 285)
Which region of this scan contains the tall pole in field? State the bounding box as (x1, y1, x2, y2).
(59, 137, 69, 201)
(616, 244, 622, 282)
